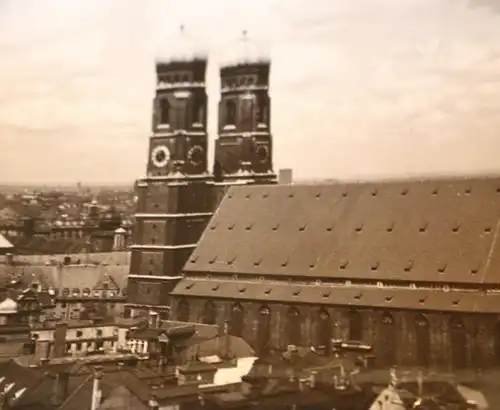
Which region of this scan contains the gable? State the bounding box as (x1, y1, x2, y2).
(185, 176, 500, 285)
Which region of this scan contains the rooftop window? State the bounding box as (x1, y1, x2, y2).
(401, 189, 408, 196)
(340, 260, 349, 270)
(437, 263, 447, 273)
(404, 260, 414, 272)
(385, 296, 393, 303)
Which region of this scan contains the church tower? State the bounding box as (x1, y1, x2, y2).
(125, 28, 214, 319)
(213, 32, 277, 185)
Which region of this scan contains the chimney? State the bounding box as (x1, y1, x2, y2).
(52, 371, 70, 406)
(309, 371, 317, 388)
(52, 322, 68, 358)
(148, 394, 159, 410)
(91, 366, 103, 410)
(278, 168, 293, 185)
(149, 311, 158, 329)
(5, 253, 13, 266)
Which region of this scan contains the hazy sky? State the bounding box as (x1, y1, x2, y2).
(1, 0, 500, 184)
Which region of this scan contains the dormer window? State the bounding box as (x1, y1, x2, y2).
(62, 288, 70, 297)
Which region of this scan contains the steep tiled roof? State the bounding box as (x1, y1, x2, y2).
(0, 264, 128, 294)
(6, 235, 88, 255)
(185, 177, 500, 285)
(171, 278, 500, 313)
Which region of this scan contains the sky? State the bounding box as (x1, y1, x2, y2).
(1, 0, 500, 184)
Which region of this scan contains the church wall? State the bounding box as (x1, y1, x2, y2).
(172, 296, 500, 370)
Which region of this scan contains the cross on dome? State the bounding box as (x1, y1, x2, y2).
(155, 25, 207, 64)
(219, 29, 270, 68)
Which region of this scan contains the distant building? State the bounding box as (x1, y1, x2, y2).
(0, 251, 129, 321)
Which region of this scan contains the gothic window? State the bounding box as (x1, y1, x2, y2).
(256, 94, 268, 124)
(230, 303, 245, 337)
(450, 316, 467, 369)
(226, 100, 236, 125)
(348, 310, 363, 341)
(317, 308, 332, 354)
(379, 312, 396, 366)
(415, 314, 431, 368)
(160, 99, 170, 125)
(287, 307, 301, 346)
(195, 99, 205, 124)
(257, 305, 271, 355)
(201, 300, 217, 325)
(177, 298, 190, 322)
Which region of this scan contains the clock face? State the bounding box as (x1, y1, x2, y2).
(188, 145, 205, 166)
(256, 144, 269, 164)
(151, 145, 170, 168)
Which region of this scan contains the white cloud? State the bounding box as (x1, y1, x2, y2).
(1, 0, 500, 183)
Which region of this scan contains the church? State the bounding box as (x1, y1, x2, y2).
(126, 35, 500, 370)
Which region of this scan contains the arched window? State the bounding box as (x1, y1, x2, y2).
(62, 288, 70, 297)
(176, 298, 190, 322)
(415, 314, 430, 368)
(226, 100, 236, 125)
(160, 99, 170, 125)
(201, 301, 216, 325)
(317, 308, 332, 354)
(230, 303, 245, 337)
(286, 307, 301, 346)
(256, 94, 268, 124)
(348, 310, 363, 341)
(379, 312, 396, 367)
(450, 316, 467, 369)
(213, 161, 223, 183)
(257, 305, 272, 355)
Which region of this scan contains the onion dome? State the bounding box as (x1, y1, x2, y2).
(219, 30, 270, 68)
(155, 25, 207, 64)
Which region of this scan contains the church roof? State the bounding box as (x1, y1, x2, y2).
(185, 176, 500, 286)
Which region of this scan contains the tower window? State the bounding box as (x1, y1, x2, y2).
(160, 99, 170, 125)
(226, 100, 236, 125)
(256, 95, 268, 124)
